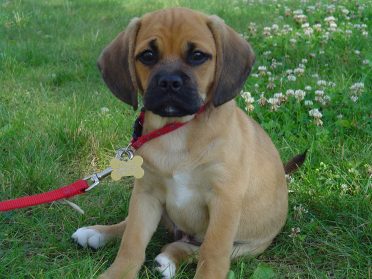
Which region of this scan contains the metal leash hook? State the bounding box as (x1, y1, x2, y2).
(84, 146, 134, 191)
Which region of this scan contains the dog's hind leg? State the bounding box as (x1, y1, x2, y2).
(72, 218, 127, 249)
(154, 240, 272, 278)
(230, 240, 273, 259)
(155, 241, 199, 279)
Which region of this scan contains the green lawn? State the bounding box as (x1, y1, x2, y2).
(0, 0, 371, 278)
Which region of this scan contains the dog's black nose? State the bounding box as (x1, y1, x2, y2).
(158, 74, 183, 92)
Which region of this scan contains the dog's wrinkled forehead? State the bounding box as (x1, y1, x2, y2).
(135, 8, 215, 58)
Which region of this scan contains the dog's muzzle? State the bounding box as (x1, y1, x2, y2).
(144, 70, 203, 117)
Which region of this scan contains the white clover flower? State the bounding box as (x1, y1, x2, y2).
(304, 100, 313, 106)
(340, 184, 349, 193)
(246, 104, 254, 112)
(289, 227, 301, 238)
(282, 24, 293, 34)
(328, 81, 336, 87)
(294, 89, 306, 101)
(248, 22, 257, 35)
(305, 85, 312, 91)
(270, 59, 282, 69)
(362, 31, 368, 37)
(345, 29, 352, 36)
(317, 80, 327, 86)
(241, 91, 254, 102)
(100, 107, 110, 114)
(354, 50, 361, 55)
(263, 26, 271, 36)
(321, 33, 330, 43)
(258, 66, 267, 75)
(302, 23, 310, 28)
(289, 38, 297, 45)
(350, 95, 358, 102)
(288, 75, 297, 81)
(315, 93, 331, 105)
(324, 16, 336, 23)
(323, 95, 331, 103)
(263, 51, 272, 56)
(294, 204, 308, 214)
(309, 108, 323, 126)
(301, 58, 308, 64)
(329, 22, 337, 31)
(362, 59, 370, 65)
(294, 12, 307, 24)
(341, 8, 349, 15)
(267, 77, 275, 90)
(304, 27, 314, 36)
(251, 73, 259, 78)
(294, 67, 305, 76)
(258, 93, 267, 106)
(306, 5, 316, 13)
(312, 73, 319, 79)
(272, 24, 279, 32)
(314, 23, 322, 32)
(327, 4, 336, 13)
(315, 90, 324, 96)
(286, 69, 294, 75)
(274, 92, 286, 103)
(241, 91, 255, 112)
(350, 82, 364, 93)
(286, 89, 295, 96)
(293, 9, 304, 15)
(285, 174, 294, 184)
(267, 97, 280, 111)
(267, 97, 278, 105)
(284, 7, 292, 16)
(309, 108, 322, 117)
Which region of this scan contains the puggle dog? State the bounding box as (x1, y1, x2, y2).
(72, 7, 305, 279)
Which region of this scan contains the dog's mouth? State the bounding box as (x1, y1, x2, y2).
(146, 99, 201, 117)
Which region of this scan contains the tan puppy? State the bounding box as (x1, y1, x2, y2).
(72, 7, 297, 279)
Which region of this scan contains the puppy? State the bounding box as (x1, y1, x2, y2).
(72, 7, 302, 279)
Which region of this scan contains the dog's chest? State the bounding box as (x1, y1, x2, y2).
(164, 171, 208, 236)
(166, 172, 195, 206)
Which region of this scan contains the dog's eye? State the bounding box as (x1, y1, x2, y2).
(138, 50, 158, 65)
(187, 51, 209, 66)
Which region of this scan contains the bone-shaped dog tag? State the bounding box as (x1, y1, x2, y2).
(110, 156, 144, 180)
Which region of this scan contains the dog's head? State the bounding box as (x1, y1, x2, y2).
(98, 8, 255, 117)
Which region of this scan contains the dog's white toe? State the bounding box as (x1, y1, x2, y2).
(71, 227, 107, 249)
(155, 253, 176, 279)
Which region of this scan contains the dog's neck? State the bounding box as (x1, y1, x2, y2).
(142, 111, 195, 134)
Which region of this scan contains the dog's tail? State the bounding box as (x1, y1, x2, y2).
(284, 150, 307, 174)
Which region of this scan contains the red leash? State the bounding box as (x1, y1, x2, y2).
(0, 180, 89, 212)
(0, 106, 206, 212)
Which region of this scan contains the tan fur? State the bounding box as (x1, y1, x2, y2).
(83, 8, 287, 279)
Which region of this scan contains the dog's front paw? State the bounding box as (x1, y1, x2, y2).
(71, 227, 108, 249)
(155, 253, 176, 279)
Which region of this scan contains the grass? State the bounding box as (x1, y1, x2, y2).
(0, 0, 371, 278)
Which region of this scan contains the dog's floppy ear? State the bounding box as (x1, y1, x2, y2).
(207, 16, 255, 107)
(97, 18, 141, 110)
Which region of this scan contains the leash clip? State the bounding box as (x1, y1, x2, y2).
(84, 167, 113, 191)
(84, 147, 134, 191)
